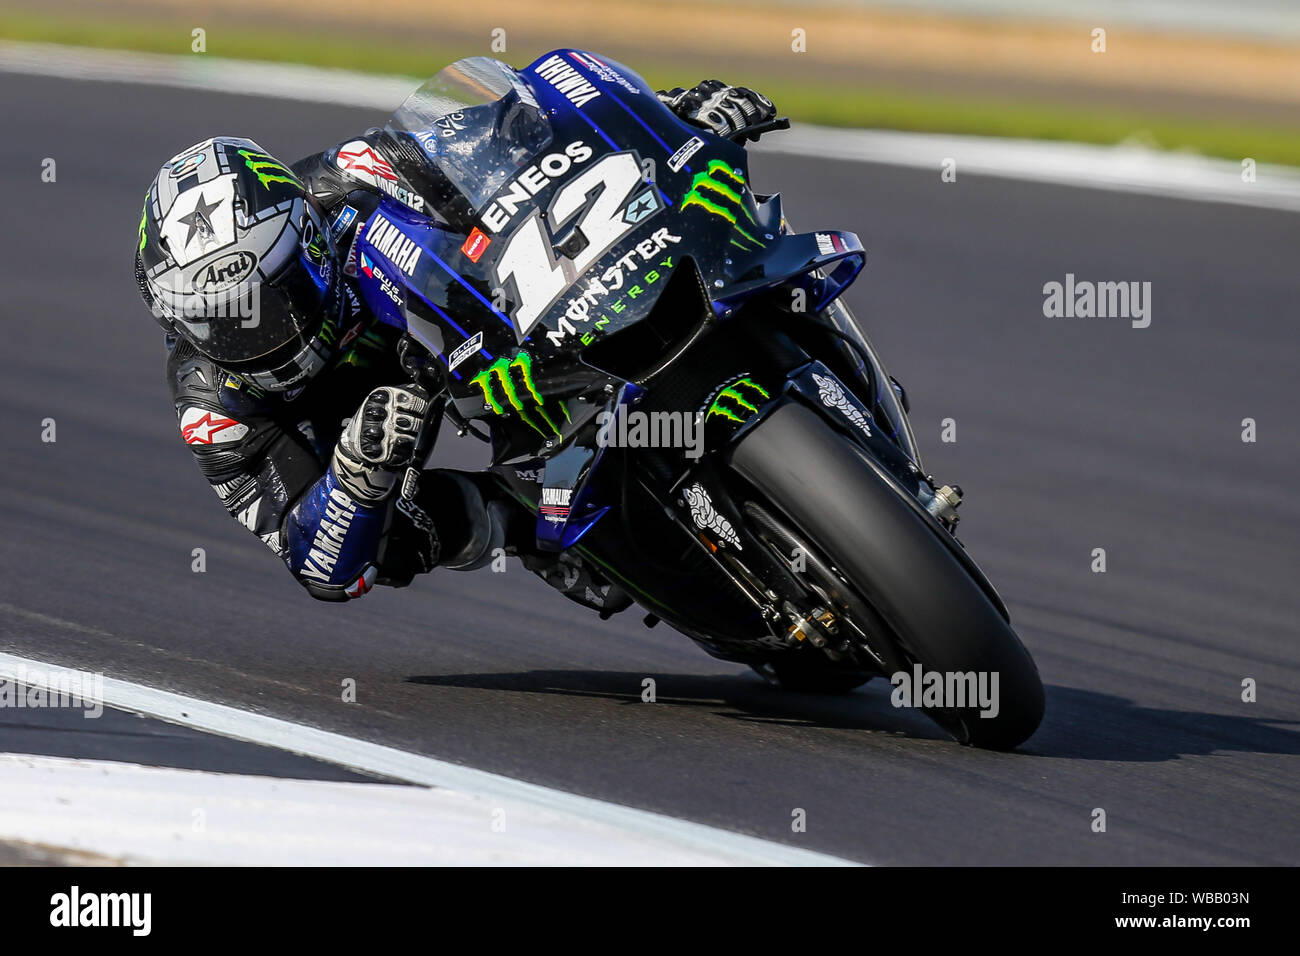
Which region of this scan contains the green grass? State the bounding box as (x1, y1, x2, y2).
(767, 85, 1300, 166)
(0, 12, 466, 76)
(5, 12, 1299, 166)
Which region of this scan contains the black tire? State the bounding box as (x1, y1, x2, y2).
(731, 401, 1045, 749)
(769, 654, 874, 694)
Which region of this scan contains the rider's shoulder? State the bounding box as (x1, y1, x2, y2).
(166, 339, 279, 420)
(291, 135, 387, 215)
(308, 132, 389, 196)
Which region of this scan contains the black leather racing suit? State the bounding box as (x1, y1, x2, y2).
(164, 134, 490, 602)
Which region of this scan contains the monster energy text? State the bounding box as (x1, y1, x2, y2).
(547, 229, 681, 346)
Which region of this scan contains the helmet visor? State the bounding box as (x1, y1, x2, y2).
(172, 243, 331, 365)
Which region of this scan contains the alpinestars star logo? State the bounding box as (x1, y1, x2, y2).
(336, 144, 396, 182)
(180, 407, 247, 445)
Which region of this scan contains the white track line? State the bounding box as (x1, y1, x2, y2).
(759, 126, 1300, 213)
(0, 754, 807, 866)
(0, 651, 853, 866)
(2, 39, 1299, 212)
(0, 40, 417, 110)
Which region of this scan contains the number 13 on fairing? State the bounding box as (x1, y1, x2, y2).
(494, 152, 658, 341)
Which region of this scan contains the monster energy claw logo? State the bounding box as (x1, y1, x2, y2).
(138, 190, 150, 253)
(681, 160, 765, 251)
(470, 351, 569, 439)
(304, 222, 327, 262)
(705, 376, 770, 425)
(237, 149, 301, 190)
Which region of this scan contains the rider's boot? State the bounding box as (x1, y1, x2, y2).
(412, 470, 632, 616)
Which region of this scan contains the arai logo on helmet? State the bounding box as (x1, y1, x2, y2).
(193, 251, 258, 293)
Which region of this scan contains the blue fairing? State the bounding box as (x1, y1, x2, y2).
(351, 51, 871, 553)
(285, 469, 387, 588)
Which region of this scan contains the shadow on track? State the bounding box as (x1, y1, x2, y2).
(408, 672, 1300, 760)
(407, 669, 945, 741)
(1023, 685, 1300, 762)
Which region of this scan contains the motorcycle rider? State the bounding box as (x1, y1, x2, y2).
(135, 66, 777, 607)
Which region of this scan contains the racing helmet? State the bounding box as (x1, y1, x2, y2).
(136, 136, 341, 391)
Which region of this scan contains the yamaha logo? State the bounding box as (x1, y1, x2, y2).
(193, 250, 257, 292)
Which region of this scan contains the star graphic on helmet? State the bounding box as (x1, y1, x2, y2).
(178, 192, 222, 248)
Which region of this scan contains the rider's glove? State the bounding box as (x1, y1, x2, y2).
(657, 80, 777, 141)
(331, 385, 428, 503)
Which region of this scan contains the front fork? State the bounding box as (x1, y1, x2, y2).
(655, 362, 877, 651)
(660, 359, 980, 658)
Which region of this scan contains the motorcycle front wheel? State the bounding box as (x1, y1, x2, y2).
(730, 401, 1045, 750)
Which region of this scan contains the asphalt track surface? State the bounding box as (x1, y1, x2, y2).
(1, 74, 1297, 866)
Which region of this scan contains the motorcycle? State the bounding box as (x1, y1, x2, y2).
(351, 51, 1045, 749)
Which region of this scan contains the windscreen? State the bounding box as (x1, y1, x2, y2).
(386, 57, 553, 213)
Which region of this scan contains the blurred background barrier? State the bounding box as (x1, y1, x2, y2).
(1, 0, 1298, 164)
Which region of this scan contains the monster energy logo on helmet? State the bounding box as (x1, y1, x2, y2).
(237, 149, 301, 190)
(470, 351, 570, 439)
(137, 189, 150, 253)
(705, 376, 770, 424)
(681, 160, 765, 251)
